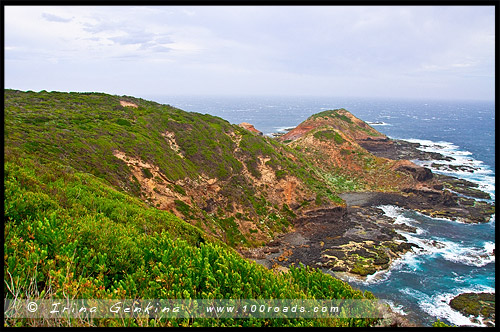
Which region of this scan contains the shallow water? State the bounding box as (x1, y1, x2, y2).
(338, 206, 495, 326)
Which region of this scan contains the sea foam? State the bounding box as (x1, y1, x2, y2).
(377, 206, 495, 268)
(401, 138, 495, 201)
(400, 285, 495, 327)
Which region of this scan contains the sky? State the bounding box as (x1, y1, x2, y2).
(4, 5, 495, 100)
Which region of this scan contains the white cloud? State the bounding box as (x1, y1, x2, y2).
(4, 5, 495, 100)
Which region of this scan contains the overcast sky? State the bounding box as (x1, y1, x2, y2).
(4, 5, 495, 100)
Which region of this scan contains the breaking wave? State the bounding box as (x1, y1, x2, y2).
(401, 138, 495, 201)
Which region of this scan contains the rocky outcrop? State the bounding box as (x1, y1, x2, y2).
(238, 122, 263, 135)
(243, 201, 420, 277)
(241, 108, 494, 282)
(391, 160, 433, 182)
(358, 138, 453, 162)
(434, 174, 491, 200)
(244, 181, 494, 277)
(280, 124, 317, 141)
(279, 109, 386, 143)
(449, 292, 495, 327)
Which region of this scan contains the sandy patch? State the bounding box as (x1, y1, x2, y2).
(120, 100, 138, 108)
(161, 131, 184, 158)
(112, 150, 184, 213)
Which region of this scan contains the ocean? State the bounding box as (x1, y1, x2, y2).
(144, 95, 495, 327)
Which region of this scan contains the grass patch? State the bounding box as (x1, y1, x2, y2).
(313, 130, 344, 144)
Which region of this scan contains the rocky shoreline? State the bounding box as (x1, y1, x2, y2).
(242, 133, 494, 277)
(241, 134, 494, 327)
(357, 137, 454, 162)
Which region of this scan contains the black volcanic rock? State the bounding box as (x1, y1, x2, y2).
(394, 162, 433, 182)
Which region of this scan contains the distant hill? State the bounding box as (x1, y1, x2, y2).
(278, 108, 420, 192)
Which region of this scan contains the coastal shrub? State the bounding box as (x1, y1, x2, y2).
(174, 199, 191, 216)
(4, 90, 386, 326)
(308, 109, 352, 124)
(275, 169, 287, 180)
(141, 167, 153, 179)
(116, 118, 131, 126)
(340, 148, 351, 155)
(313, 130, 344, 144)
(4, 152, 380, 327)
(333, 132, 344, 144)
(172, 184, 187, 196)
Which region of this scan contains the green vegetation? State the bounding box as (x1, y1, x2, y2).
(4, 149, 379, 327)
(4, 90, 383, 327)
(432, 319, 454, 327)
(317, 170, 364, 193)
(142, 167, 153, 179)
(174, 199, 191, 216)
(449, 292, 495, 323)
(349, 255, 377, 277)
(307, 109, 383, 138)
(313, 129, 344, 144)
(308, 109, 352, 124)
(4, 89, 345, 247)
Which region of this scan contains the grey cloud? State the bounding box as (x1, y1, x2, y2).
(109, 32, 173, 53)
(83, 18, 173, 52)
(109, 34, 152, 45)
(154, 35, 173, 44)
(136, 42, 173, 54)
(82, 19, 120, 34)
(5, 6, 494, 100)
(149, 45, 172, 53)
(42, 12, 73, 23)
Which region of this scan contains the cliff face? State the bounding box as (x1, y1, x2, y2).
(238, 122, 263, 135)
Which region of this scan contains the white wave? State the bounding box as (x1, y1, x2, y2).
(484, 241, 495, 254)
(378, 205, 403, 219)
(439, 240, 495, 267)
(273, 126, 295, 133)
(378, 205, 413, 226)
(378, 205, 494, 267)
(399, 233, 495, 268)
(381, 299, 407, 316)
(366, 121, 391, 126)
(451, 272, 467, 284)
(402, 138, 495, 201)
(400, 286, 495, 327)
(377, 205, 425, 234)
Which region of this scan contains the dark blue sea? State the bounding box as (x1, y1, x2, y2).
(144, 95, 495, 327)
